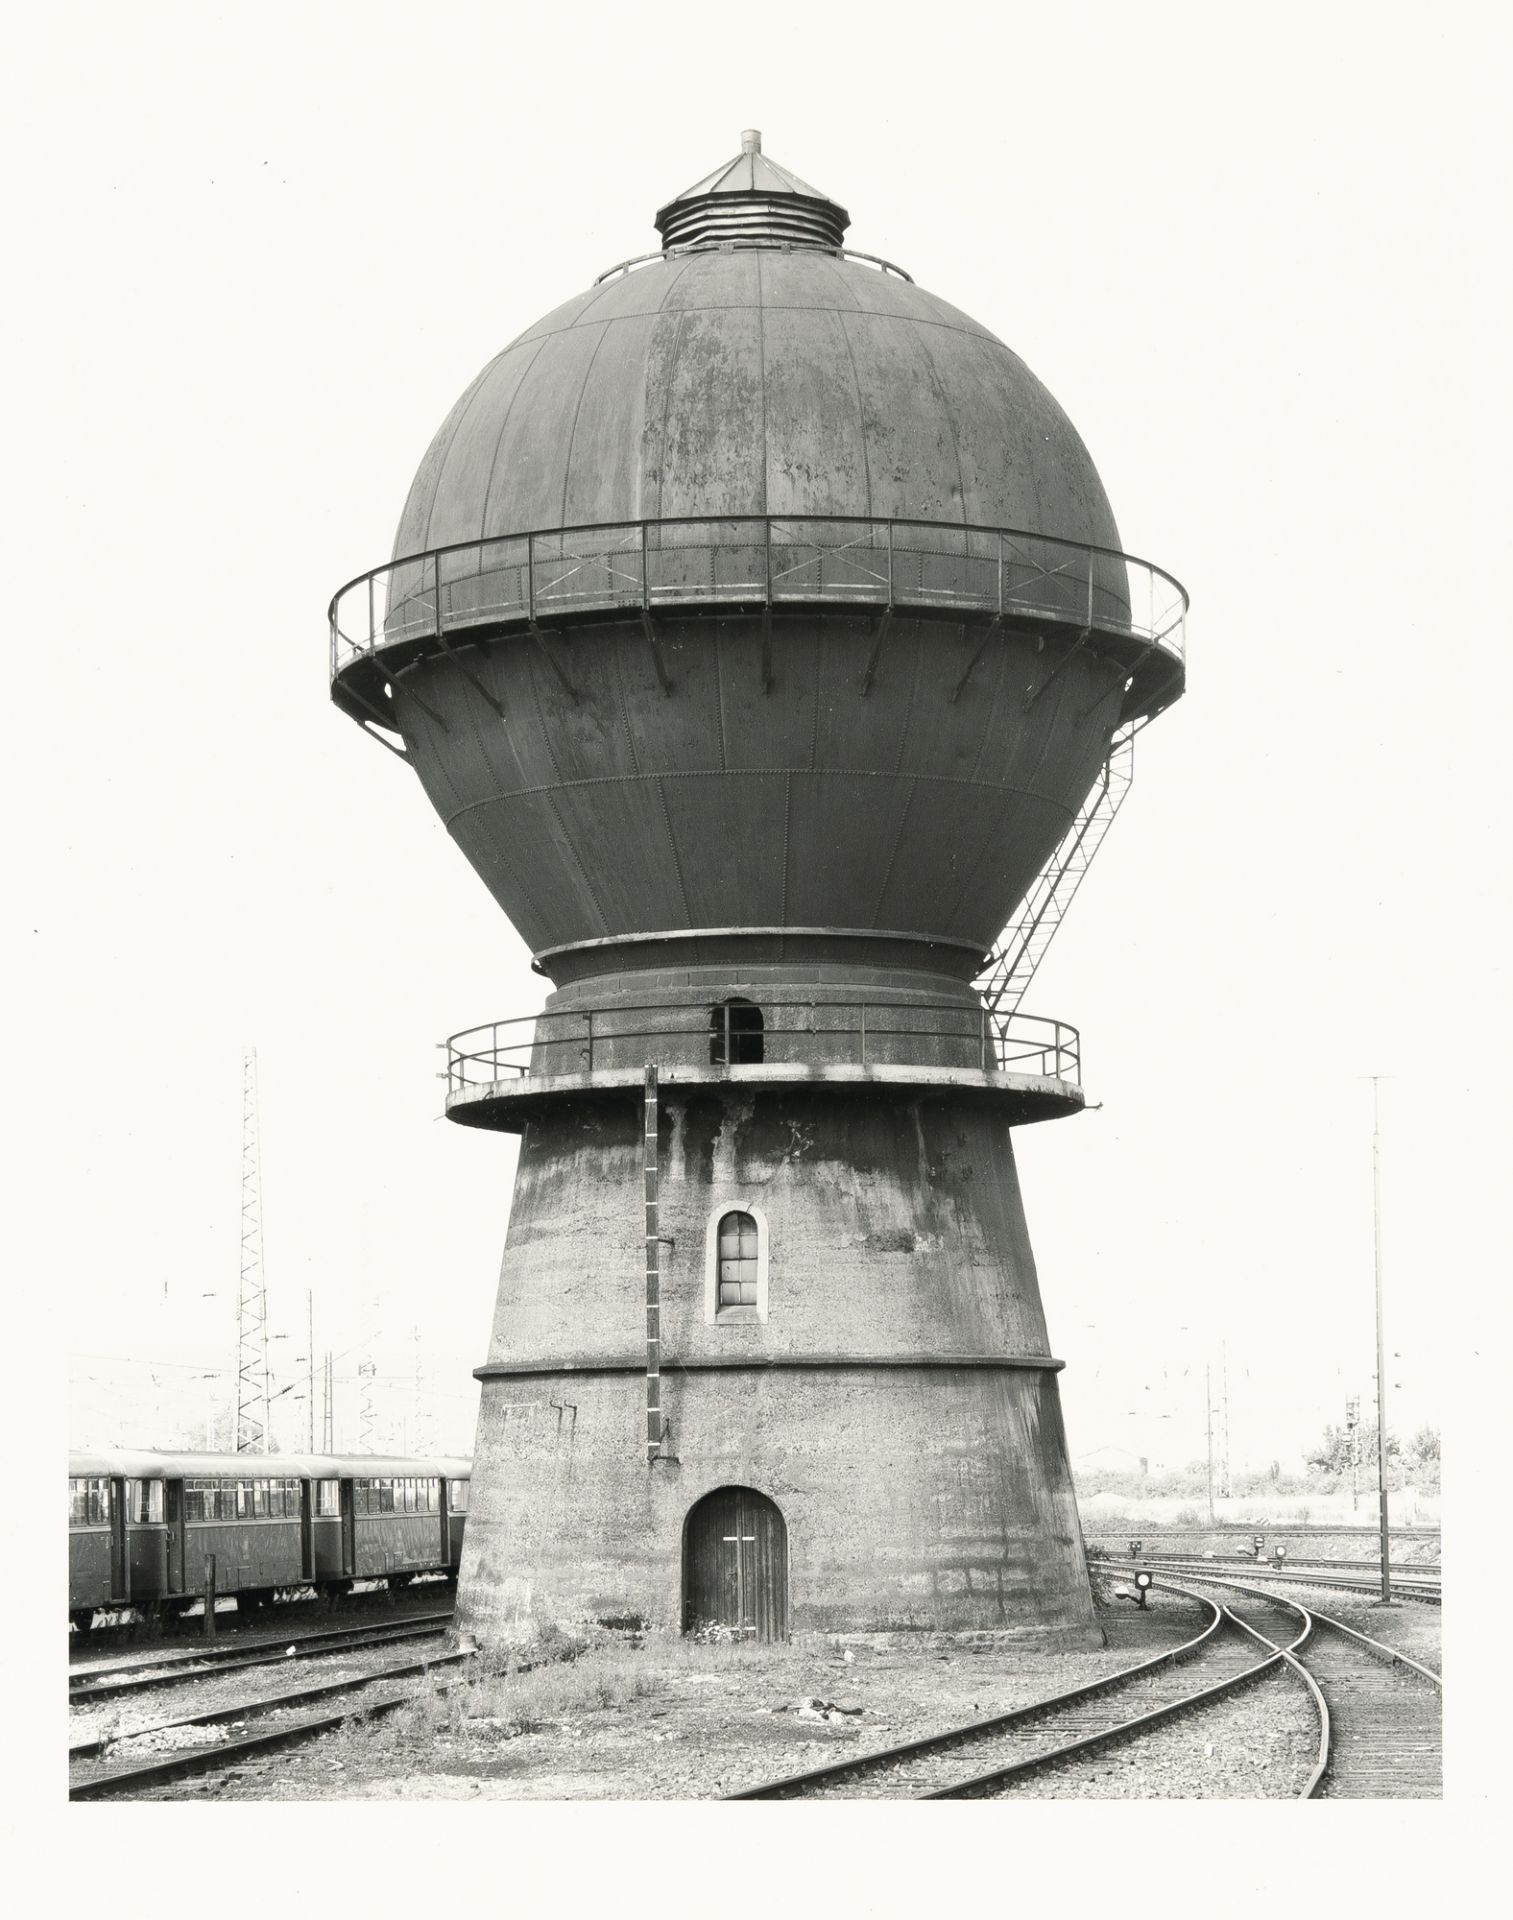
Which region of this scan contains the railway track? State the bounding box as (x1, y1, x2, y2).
(68, 1641, 476, 1799)
(729, 1568, 1440, 1800)
(1153, 1569, 1442, 1798)
(726, 1582, 1294, 1799)
(1102, 1553, 1440, 1578)
(1120, 1558, 1441, 1605)
(69, 1612, 455, 1704)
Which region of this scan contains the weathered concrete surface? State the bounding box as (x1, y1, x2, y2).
(455, 1085, 1099, 1645)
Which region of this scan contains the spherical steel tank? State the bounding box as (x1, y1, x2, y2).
(338, 147, 1179, 988)
(392, 252, 1119, 552)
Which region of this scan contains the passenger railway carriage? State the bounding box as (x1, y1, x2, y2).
(68, 1450, 472, 1627)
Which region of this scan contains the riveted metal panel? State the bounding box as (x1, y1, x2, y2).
(561, 311, 660, 526)
(390, 252, 1122, 561)
(760, 305, 873, 517)
(657, 770, 790, 926)
(415, 341, 551, 554)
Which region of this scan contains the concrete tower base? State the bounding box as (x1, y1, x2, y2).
(457, 1081, 1100, 1648)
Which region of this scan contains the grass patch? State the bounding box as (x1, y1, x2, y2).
(349, 1628, 800, 1762)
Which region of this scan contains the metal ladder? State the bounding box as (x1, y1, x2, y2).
(976, 721, 1139, 1027)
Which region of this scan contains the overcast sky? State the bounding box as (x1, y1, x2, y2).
(18, 3, 1504, 1479)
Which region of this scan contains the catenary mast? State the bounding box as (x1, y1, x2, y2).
(234, 1050, 270, 1454)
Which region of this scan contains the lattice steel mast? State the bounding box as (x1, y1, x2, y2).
(234, 1050, 271, 1453)
(358, 1357, 377, 1451)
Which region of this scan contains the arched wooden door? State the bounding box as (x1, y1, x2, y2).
(683, 1486, 788, 1640)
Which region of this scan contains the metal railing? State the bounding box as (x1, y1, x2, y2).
(592, 243, 917, 285)
(444, 998, 1080, 1103)
(329, 514, 1186, 690)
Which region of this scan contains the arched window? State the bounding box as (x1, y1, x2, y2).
(705, 1203, 769, 1322)
(717, 1211, 759, 1308)
(710, 996, 764, 1065)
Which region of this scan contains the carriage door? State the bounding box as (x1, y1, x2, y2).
(299, 1479, 315, 1582)
(164, 1480, 186, 1593)
(108, 1476, 129, 1602)
(683, 1486, 788, 1641)
(339, 1479, 356, 1578)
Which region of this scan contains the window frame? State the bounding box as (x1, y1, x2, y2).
(70, 1477, 111, 1527)
(709, 996, 765, 1066)
(704, 1201, 770, 1325)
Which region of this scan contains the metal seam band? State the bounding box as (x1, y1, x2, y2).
(532, 924, 989, 964)
(474, 1353, 1064, 1380)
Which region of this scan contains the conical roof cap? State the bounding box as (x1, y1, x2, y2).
(654, 129, 850, 251)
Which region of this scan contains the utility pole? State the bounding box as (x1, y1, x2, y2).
(235, 1051, 270, 1453)
(1219, 1341, 1232, 1500)
(322, 1350, 334, 1452)
(1371, 1077, 1391, 1602)
(306, 1291, 315, 1453)
(1205, 1361, 1216, 1525)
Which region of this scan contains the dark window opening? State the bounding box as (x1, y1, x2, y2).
(710, 997, 764, 1065)
(717, 1210, 759, 1310)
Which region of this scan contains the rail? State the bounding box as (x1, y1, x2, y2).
(592, 243, 917, 285)
(444, 998, 1080, 1102)
(329, 514, 1187, 715)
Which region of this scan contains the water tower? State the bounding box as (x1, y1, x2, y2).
(329, 132, 1185, 1646)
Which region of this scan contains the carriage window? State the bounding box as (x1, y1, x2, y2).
(184, 1478, 237, 1521)
(126, 1480, 165, 1523)
(450, 1479, 469, 1513)
(316, 1479, 341, 1517)
(424, 1479, 439, 1511)
(717, 1210, 759, 1308)
(70, 1477, 110, 1526)
(380, 1480, 395, 1513)
(710, 997, 764, 1065)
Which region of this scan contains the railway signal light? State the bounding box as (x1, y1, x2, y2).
(1134, 1570, 1152, 1609)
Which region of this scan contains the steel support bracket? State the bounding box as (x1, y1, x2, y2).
(527, 618, 581, 704)
(387, 659, 451, 734)
(433, 630, 506, 720)
(860, 607, 892, 695)
(951, 614, 1001, 704)
(642, 609, 674, 694)
(1022, 627, 1091, 714)
(340, 674, 410, 751)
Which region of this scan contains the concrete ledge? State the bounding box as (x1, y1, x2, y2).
(447, 1061, 1084, 1131)
(474, 1352, 1065, 1380)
